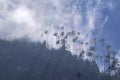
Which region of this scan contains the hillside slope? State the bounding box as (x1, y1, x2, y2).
(0, 40, 100, 80)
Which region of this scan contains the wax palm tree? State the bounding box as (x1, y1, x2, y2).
(100, 38, 106, 72)
(63, 33, 70, 50)
(111, 51, 117, 59)
(108, 51, 119, 75)
(95, 54, 99, 60)
(45, 30, 48, 34)
(56, 40, 60, 45)
(60, 32, 65, 37)
(77, 32, 81, 54)
(53, 32, 60, 48)
(53, 32, 57, 36)
(77, 32, 80, 35)
(89, 46, 96, 51)
(69, 30, 75, 53)
(87, 51, 94, 58)
(72, 36, 78, 42)
(100, 56, 104, 68)
(85, 42, 89, 45)
(88, 44, 97, 61)
(79, 50, 84, 58)
(109, 58, 117, 70)
(44, 30, 48, 40)
(53, 32, 58, 42)
(80, 41, 84, 57)
(59, 31, 66, 50)
(44, 30, 48, 47)
(72, 36, 79, 54)
(105, 44, 112, 79)
(93, 38, 97, 60)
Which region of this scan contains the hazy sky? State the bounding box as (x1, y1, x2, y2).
(0, 0, 120, 72)
(0, 0, 117, 56)
(104, 1, 120, 50)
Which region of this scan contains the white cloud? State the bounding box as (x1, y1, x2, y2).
(10, 5, 34, 26)
(0, 0, 114, 56)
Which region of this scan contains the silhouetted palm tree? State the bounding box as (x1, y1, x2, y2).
(79, 50, 84, 58)
(105, 44, 112, 80)
(54, 32, 57, 36)
(72, 37, 78, 42)
(53, 32, 58, 43)
(77, 32, 80, 35)
(44, 30, 48, 47)
(76, 32, 81, 54)
(88, 46, 96, 61)
(60, 32, 65, 37)
(100, 56, 103, 67)
(89, 46, 96, 52)
(56, 40, 60, 45)
(45, 30, 48, 34)
(44, 30, 48, 40)
(85, 42, 89, 45)
(100, 38, 106, 72)
(87, 51, 93, 57)
(53, 32, 60, 48)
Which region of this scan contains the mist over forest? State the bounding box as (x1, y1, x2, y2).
(0, 0, 120, 80)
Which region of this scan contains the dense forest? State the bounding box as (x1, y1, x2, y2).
(0, 38, 120, 80)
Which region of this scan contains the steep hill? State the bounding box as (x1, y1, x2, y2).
(0, 40, 100, 80)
